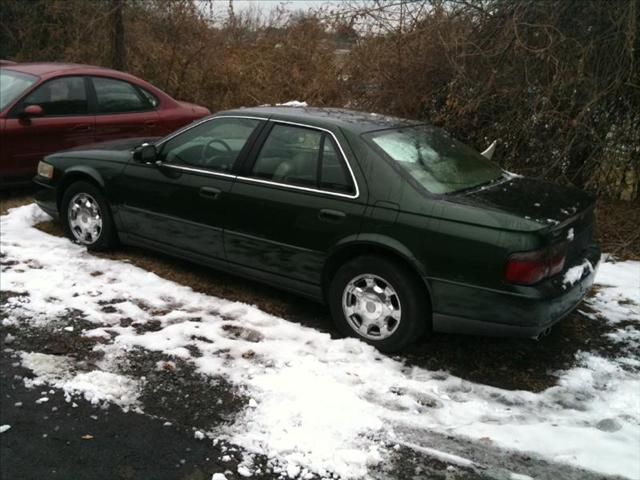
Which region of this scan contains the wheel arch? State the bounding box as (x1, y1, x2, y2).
(56, 167, 106, 210)
(322, 235, 433, 306)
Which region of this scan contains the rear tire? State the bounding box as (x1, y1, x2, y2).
(328, 255, 428, 352)
(61, 181, 117, 251)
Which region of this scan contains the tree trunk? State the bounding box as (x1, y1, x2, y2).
(112, 0, 126, 70)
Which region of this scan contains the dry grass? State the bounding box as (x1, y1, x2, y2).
(0, 189, 35, 216)
(3, 1, 637, 200)
(595, 199, 640, 260)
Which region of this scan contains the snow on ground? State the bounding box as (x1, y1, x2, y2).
(590, 259, 640, 323)
(20, 352, 140, 410)
(2, 204, 640, 479)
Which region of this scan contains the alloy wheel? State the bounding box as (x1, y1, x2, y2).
(67, 192, 103, 245)
(342, 273, 402, 340)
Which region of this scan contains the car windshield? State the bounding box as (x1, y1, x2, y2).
(365, 125, 504, 194)
(0, 69, 38, 111)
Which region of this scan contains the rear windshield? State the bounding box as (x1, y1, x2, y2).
(0, 69, 38, 111)
(365, 125, 504, 194)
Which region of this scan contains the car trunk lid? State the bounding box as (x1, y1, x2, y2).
(448, 176, 596, 249)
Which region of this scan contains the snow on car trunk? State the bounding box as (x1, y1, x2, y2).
(2, 204, 639, 479)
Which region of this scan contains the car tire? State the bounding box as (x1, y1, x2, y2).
(61, 181, 117, 251)
(328, 255, 428, 352)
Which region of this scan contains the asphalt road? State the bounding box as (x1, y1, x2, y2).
(0, 341, 258, 480)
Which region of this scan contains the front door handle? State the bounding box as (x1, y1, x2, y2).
(199, 186, 221, 200)
(318, 209, 346, 223)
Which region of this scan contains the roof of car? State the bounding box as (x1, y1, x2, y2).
(220, 106, 422, 134)
(0, 62, 139, 80)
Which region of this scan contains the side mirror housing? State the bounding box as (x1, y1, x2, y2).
(20, 104, 44, 119)
(133, 143, 158, 163)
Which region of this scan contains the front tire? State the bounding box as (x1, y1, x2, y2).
(61, 181, 116, 251)
(328, 255, 428, 352)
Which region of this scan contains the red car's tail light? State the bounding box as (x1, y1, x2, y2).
(505, 243, 568, 285)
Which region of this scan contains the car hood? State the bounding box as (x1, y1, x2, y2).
(47, 137, 161, 163)
(445, 176, 595, 231)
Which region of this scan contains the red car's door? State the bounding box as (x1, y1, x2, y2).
(89, 76, 160, 142)
(2, 75, 95, 182)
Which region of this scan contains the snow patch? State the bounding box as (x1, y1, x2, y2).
(275, 100, 308, 107)
(20, 352, 139, 410)
(563, 259, 594, 287)
(567, 227, 575, 241)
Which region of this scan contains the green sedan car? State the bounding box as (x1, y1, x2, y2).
(33, 106, 601, 352)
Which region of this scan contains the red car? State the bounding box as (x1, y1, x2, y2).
(0, 62, 210, 186)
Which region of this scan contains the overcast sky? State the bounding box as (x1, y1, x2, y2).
(202, 0, 346, 18)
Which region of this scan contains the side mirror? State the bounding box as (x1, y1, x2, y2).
(133, 143, 158, 163)
(20, 104, 44, 118)
(481, 140, 497, 160)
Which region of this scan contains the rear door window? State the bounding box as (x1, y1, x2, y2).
(138, 87, 159, 108)
(92, 76, 150, 113)
(20, 76, 88, 116)
(251, 123, 354, 193)
(251, 124, 322, 188)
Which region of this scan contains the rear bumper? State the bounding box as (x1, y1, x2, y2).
(33, 178, 59, 219)
(430, 244, 601, 338)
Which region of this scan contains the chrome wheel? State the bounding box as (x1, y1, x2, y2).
(342, 274, 402, 340)
(67, 193, 103, 245)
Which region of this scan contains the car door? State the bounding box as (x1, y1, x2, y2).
(224, 121, 367, 284)
(115, 116, 265, 260)
(89, 76, 161, 142)
(3, 75, 94, 180)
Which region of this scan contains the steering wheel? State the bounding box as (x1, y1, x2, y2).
(200, 139, 232, 167)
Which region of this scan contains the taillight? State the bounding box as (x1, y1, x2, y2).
(505, 250, 549, 285)
(547, 243, 567, 277)
(505, 243, 567, 285)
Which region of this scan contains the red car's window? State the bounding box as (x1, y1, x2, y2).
(0, 69, 38, 111)
(137, 87, 159, 108)
(21, 76, 88, 116)
(92, 76, 151, 114)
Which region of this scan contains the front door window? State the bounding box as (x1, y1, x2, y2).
(20, 76, 88, 116)
(161, 117, 261, 173)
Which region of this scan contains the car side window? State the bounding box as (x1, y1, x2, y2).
(138, 87, 159, 108)
(20, 76, 88, 116)
(320, 137, 354, 193)
(251, 124, 354, 193)
(252, 125, 322, 188)
(160, 117, 261, 172)
(92, 77, 150, 113)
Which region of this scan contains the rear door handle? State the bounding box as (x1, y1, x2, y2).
(199, 186, 221, 200)
(318, 209, 346, 223)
